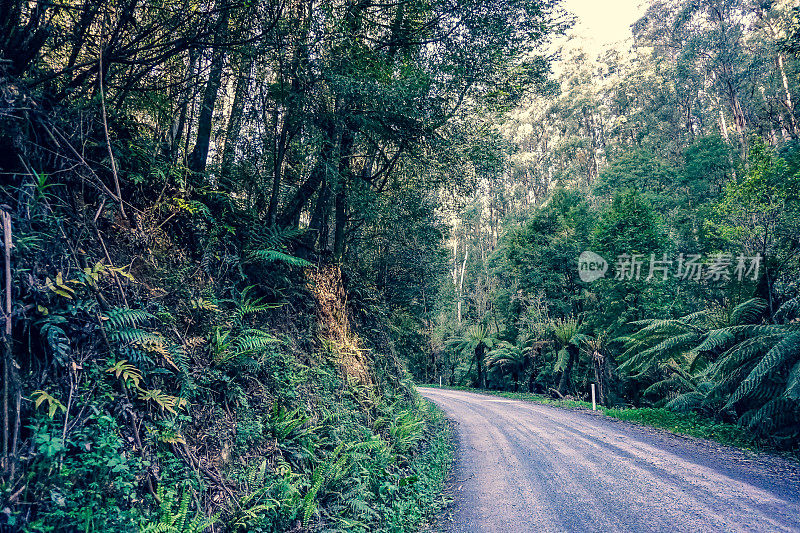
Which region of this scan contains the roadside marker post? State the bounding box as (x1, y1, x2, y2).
(440, 375, 442, 387)
(591, 384, 596, 411)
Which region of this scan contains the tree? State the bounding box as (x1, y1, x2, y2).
(551, 317, 584, 397)
(486, 334, 544, 392)
(449, 325, 496, 389)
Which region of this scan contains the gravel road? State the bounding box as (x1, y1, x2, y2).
(418, 387, 800, 533)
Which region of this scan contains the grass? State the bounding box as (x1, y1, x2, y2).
(405, 398, 454, 528)
(419, 384, 798, 460)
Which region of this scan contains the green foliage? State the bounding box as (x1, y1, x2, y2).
(247, 250, 314, 269)
(140, 485, 218, 533)
(23, 415, 146, 532)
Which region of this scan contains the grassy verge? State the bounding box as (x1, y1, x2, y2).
(419, 384, 796, 460)
(400, 397, 454, 530)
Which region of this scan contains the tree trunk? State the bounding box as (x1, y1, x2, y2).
(557, 346, 576, 396)
(592, 351, 607, 407)
(475, 344, 486, 389)
(221, 54, 252, 180)
(333, 128, 354, 261)
(278, 116, 336, 228)
(777, 53, 797, 137)
(188, 3, 230, 174)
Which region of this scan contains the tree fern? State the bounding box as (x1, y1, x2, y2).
(783, 360, 800, 400)
(727, 330, 800, 407)
(665, 391, 706, 412)
(619, 332, 701, 375)
(738, 398, 800, 438)
(705, 334, 778, 381)
(728, 298, 767, 327)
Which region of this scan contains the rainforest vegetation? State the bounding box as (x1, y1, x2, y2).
(0, 0, 799, 531)
(431, 0, 800, 454)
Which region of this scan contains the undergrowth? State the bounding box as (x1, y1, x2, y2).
(0, 165, 453, 531)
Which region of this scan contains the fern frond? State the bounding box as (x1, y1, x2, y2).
(775, 296, 800, 324)
(729, 298, 767, 326)
(619, 332, 700, 373)
(103, 307, 154, 330)
(643, 374, 691, 398)
(705, 335, 775, 380)
(234, 286, 280, 319)
(783, 360, 800, 400)
(233, 329, 281, 354)
(250, 226, 307, 250)
(247, 249, 313, 268)
(739, 398, 800, 436)
(665, 391, 706, 412)
(303, 443, 344, 528)
(693, 328, 734, 354)
(110, 328, 164, 347)
(728, 331, 800, 407)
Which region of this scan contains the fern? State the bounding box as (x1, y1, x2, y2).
(705, 334, 776, 380)
(104, 307, 154, 330)
(247, 249, 313, 268)
(692, 328, 735, 355)
(729, 298, 767, 326)
(303, 443, 345, 528)
(269, 404, 311, 442)
(739, 398, 800, 437)
(774, 296, 800, 323)
(233, 286, 280, 320)
(211, 328, 281, 364)
(249, 226, 307, 250)
(233, 329, 281, 355)
(110, 327, 164, 346)
(783, 360, 800, 400)
(665, 391, 706, 412)
(727, 330, 800, 407)
(619, 332, 700, 374)
(140, 484, 218, 532)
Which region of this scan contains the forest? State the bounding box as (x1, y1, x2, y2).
(0, 0, 798, 531)
(429, 0, 800, 452)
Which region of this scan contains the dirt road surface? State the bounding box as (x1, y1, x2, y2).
(418, 387, 800, 533)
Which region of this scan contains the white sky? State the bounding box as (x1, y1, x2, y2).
(559, 0, 649, 54)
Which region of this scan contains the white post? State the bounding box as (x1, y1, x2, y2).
(591, 383, 596, 411)
(439, 375, 442, 387)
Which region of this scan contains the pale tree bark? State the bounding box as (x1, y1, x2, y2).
(457, 246, 469, 326)
(777, 54, 797, 137)
(220, 54, 252, 179)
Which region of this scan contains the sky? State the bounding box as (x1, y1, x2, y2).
(560, 0, 649, 54)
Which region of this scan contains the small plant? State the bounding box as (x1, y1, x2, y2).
(140, 484, 218, 532)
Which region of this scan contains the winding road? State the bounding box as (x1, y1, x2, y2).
(419, 387, 800, 533)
